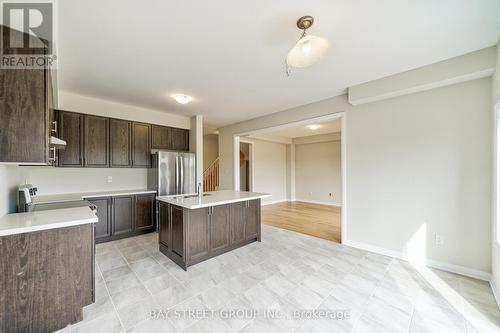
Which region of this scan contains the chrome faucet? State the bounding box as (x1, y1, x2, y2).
(197, 182, 202, 199)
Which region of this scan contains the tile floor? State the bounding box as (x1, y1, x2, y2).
(57, 225, 500, 333)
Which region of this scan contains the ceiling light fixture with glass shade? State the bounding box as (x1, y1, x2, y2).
(286, 16, 330, 76)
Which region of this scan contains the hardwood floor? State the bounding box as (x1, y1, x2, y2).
(261, 201, 341, 243)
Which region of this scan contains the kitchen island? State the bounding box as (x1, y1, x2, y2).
(156, 190, 271, 270)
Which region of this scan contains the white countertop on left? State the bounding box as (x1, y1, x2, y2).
(32, 189, 157, 204)
(0, 207, 98, 237)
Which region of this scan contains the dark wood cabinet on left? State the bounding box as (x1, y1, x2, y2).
(0, 25, 55, 165)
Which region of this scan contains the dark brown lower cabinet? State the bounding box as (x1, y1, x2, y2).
(159, 200, 260, 270)
(0, 224, 94, 333)
(87, 197, 111, 241)
(89, 193, 156, 243)
(112, 196, 134, 236)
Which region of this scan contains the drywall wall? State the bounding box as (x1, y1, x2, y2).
(347, 78, 491, 273)
(295, 140, 342, 205)
(0, 166, 18, 216)
(240, 138, 287, 204)
(59, 91, 191, 129)
(491, 42, 500, 293)
(203, 134, 219, 171)
(10, 167, 148, 196)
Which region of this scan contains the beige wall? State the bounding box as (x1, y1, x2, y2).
(203, 134, 219, 171)
(491, 41, 500, 290)
(347, 78, 492, 273)
(295, 140, 342, 205)
(0, 166, 21, 216)
(241, 138, 287, 204)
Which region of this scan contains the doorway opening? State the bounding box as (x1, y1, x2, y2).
(239, 141, 253, 191)
(233, 112, 346, 244)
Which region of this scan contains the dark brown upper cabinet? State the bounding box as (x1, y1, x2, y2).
(134, 193, 155, 231)
(84, 115, 109, 167)
(151, 125, 189, 151)
(132, 122, 151, 168)
(57, 111, 84, 167)
(171, 128, 190, 151)
(110, 119, 132, 167)
(0, 25, 54, 165)
(151, 125, 171, 150)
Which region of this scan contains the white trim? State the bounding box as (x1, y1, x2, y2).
(261, 199, 288, 206)
(491, 278, 500, 309)
(340, 113, 347, 244)
(294, 199, 342, 207)
(349, 68, 495, 105)
(236, 113, 344, 137)
(344, 240, 492, 281)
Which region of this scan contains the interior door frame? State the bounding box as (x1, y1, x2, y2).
(232, 112, 347, 244)
(493, 99, 500, 250)
(238, 139, 254, 192)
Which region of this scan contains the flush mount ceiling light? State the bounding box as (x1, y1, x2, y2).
(307, 124, 320, 130)
(173, 94, 193, 105)
(286, 16, 330, 75)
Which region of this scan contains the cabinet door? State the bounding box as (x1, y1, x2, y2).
(244, 200, 260, 240)
(210, 205, 230, 253)
(187, 208, 210, 262)
(0, 26, 48, 164)
(110, 119, 131, 167)
(57, 111, 84, 167)
(171, 205, 184, 257)
(135, 193, 155, 231)
(112, 196, 134, 236)
(151, 125, 171, 150)
(84, 115, 109, 167)
(230, 202, 246, 245)
(171, 128, 189, 151)
(132, 122, 151, 168)
(87, 197, 111, 241)
(159, 202, 170, 249)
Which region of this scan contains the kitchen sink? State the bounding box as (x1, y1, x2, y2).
(174, 193, 213, 199)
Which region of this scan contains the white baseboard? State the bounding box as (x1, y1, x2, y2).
(293, 199, 342, 207)
(344, 240, 491, 282)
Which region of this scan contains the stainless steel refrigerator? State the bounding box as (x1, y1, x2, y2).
(148, 151, 197, 196)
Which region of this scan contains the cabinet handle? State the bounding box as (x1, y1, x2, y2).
(49, 147, 56, 162)
(51, 120, 57, 134)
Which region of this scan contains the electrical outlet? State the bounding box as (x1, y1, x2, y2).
(107, 176, 113, 183)
(435, 234, 445, 246)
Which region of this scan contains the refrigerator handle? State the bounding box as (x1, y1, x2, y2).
(180, 155, 184, 193)
(175, 156, 180, 193)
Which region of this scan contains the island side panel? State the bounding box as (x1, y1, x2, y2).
(0, 224, 93, 333)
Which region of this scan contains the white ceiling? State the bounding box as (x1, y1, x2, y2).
(58, 0, 500, 127)
(264, 119, 341, 139)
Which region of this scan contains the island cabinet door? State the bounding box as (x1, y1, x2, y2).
(244, 199, 260, 241)
(187, 208, 210, 263)
(159, 202, 170, 249)
(171, 205, 185, 258)
(230, 202, 246, 245)
(210, 205, 230, 253)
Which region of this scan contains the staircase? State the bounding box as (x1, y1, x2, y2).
(203, 158, 219, 192)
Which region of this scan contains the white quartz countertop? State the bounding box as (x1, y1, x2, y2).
(0, 207, 98, 236)
(32, 189, 157, 204)
(156, 190, 271, 209)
